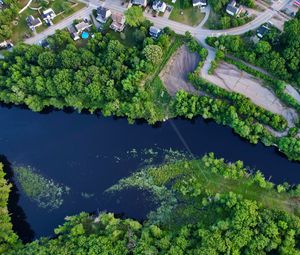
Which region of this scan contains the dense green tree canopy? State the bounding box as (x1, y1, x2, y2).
(4, 154, 300, 254)
(0, 27, 174, 123)
(125, 6, 145, 27)
(206, 14, 300, 88)
(0, 0, 19, 42)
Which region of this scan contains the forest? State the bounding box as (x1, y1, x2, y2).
(0, 23, 177, 124)
(3, 154, 300, 254)
(174, 34, 300, 162)
(206, 11, 300, 88)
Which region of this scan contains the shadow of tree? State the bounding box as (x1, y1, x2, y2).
(0, 155, 35, 243)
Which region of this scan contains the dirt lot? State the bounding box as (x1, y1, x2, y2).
(202, 61, 298, 126)
(160, 45, 200, 96)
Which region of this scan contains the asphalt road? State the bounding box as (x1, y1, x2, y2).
(24, 0, 291, 45)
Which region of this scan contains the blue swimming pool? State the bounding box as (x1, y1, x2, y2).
(82, 31, 89, 39)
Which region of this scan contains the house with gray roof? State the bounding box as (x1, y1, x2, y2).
(149, 26, 162, 39)
(131, 0, 147, 7)
(26, 15, 42, 30)
(226, 0, 242, 16)
(96, 6, 112, 23)
(152, 0, 167, 12)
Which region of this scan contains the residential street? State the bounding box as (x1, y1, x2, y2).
(25, 0, 291, 45)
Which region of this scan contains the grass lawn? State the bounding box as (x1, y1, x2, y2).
(107, 27, 138, 48)
(53, 2, 86, 24)
(166, 0, 205, 26)
(11, 0, 86, 43)
(148, 158, 300, 218)
(202, 9, 220, 29)
(11, 8, 35, 43)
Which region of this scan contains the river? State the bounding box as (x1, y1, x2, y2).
(0, 105, 299, 241)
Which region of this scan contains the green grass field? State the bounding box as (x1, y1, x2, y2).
(167, 0, 205, 26)
(148, 158, 300, 216)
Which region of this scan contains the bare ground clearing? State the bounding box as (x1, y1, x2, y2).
(160, 46, 298, 129)
(201, 61, 298, 127)
(160, 45, 200, 96)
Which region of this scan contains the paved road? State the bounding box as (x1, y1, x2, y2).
(24, 0, 291, 45)
(24, 5, 94, 44)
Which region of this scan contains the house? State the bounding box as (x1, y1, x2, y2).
(110, 12, 126, 32)
(26, 15, 42, 30)
(131, 0, 147, 7)
(75, 21, 91, 33)
(42, 8, 56, 26)
(42, 8, 56, 20)
(192, 0, 207, 7)
(256, 25, 270, 39)
(226, 0, 242, 16)
(152, 0, 167, 12)
(96, 6, 112, 23)
(149, 26, 161, 39)
(68, 25, 80, 41)
(0, 41, 13, 50)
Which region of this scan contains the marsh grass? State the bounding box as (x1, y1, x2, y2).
(14, 166, 70, 210)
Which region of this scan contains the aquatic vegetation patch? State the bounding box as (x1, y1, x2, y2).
(14, 166, 70, 210)
(81, 192, 95, 199)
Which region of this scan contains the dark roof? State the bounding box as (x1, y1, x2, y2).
(26, 15, 41, 26)
(97, 6, 109, 17)
(153, 0, 164, 8)
(226, 5, 239, 14)
(193, 0, 206, 4)
(256, 26, 269, 37)
(132, 0, 146, 5)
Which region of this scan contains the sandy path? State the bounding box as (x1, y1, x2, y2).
(160, 45, 200, 96)
(202, 61, 298, 127)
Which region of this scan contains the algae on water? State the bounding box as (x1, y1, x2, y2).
(14, 166, 70, 210)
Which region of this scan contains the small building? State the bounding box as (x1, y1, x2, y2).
(75, 21, 91, 33)
(96, 6, 112, 23)
(294, 0, 300, 7)
(256, 25, 270, 39)
(131, 0, 147, 7)
(0, 40, 12, 49)
(26, 15, 43, 30)
(226, 0, 242, 16)
(42, 8, 56, 26)
(68, 25, 80, 41)
(110, 12, 126, 32)
(149, 26, 161, 39)
(42, 8, 56, 20)
(192, 0, 207, 7)
(152, 0, 167, 13)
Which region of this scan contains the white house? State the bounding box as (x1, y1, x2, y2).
(192, 0, 207, 7)
(131, 0, 147, 7)
(152, 0, 167, 13)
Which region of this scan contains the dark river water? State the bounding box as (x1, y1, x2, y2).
(0, 105, 299, 242)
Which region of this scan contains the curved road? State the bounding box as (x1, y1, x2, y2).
(24, 0, 290, 45)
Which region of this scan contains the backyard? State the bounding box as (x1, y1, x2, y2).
(166, 0, 205, 26)
(10, 0, 86, 43)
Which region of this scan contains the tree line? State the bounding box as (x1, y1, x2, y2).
(0, 24, 175, 124)
(206, 11, 300, 88)
(4, 154, 300, 254)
